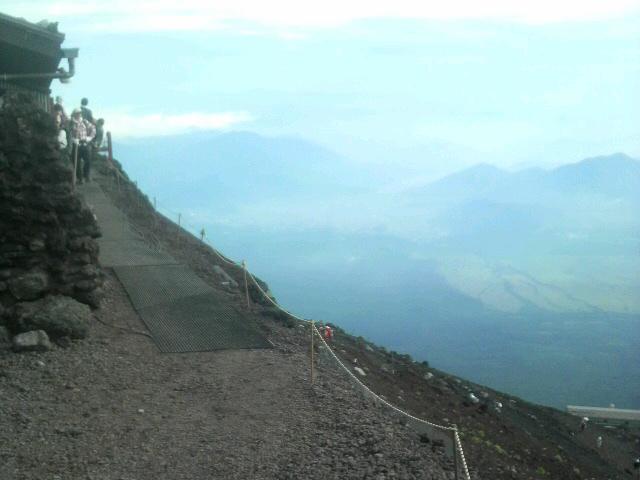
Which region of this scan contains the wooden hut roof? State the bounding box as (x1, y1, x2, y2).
(0, 12, 66, 93)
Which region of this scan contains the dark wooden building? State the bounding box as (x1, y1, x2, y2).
(0, 12, 77, 111)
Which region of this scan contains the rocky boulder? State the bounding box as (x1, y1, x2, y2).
(12, 330, 52, 352)
(354, 366, 367, 376)
(7, 270, 50, 301)
(12, 295, 92, 339)
(0, 325, 11, 350)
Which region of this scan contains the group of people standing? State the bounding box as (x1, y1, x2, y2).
(53, 96, 105, 184)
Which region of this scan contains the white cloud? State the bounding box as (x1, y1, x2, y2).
(4, 0, 640, 33)
(100, 110, 253, 137)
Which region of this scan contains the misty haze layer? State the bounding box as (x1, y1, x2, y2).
(116, 132, 640, 408)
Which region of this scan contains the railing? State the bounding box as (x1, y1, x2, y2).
(0, 80, 51, 112)
(146, 203, 474, 480)
(102, 135, 474, 480)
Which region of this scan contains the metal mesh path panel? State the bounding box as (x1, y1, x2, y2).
(95, 219, 137, 240)
(90, 202, 146, 242)
(79, 183, 178, 267)
(113, 264, 214, 309)
(78, 182, 108, 201)
(79, 180, 270, 353)
(99, 239, 178, 267)
(111, 230, 270, 352)
(136, 292, 271, 353)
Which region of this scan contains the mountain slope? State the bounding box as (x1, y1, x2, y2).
(116, 131, 372, 209)
(58, 162, 636, 480)
(402, 153, 640, 313)
(546, 152, 640, 197)
(411, 153, 640, 203)
(110, 136, 640, 410)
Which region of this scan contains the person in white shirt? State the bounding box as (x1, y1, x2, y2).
(69, 108, 96, 183)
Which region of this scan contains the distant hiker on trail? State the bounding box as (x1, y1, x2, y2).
(94, 118, 105, 149)
(57, 124, 68, 150)
(69, 108, 96, 184)
(80, 97, 94, 124)
(53, 103, 65, 129)
(53, 96, 67, 128)
(596, 436, 602, 449)
(92, 118, 106, 165)
(323, 325, 333, 342)
(53, 104, 68, 152)
(580, 417, 589, 432)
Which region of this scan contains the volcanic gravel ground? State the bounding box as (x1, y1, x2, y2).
(0, 270, 454, 480)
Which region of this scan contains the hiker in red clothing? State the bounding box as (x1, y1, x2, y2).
(323, 325, 333, 342)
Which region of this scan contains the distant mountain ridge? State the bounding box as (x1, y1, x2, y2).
(116, 131, 372, 210)
(388, 152, 640, 315)
(114, 131, 639, 314)
(548, 152, 640, 196)
(407, 152, 640, 241)
(413, 152, 640, 202)
(118, 131, 639, 207)
(111, 133, 640, 413)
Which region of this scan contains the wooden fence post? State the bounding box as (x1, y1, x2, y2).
(106, 131, 118, 191)
(242, 260, 251, 310)
(176, 213, 181, 244)
(107, 131, 113, 165)
(310, 321, 315, 384)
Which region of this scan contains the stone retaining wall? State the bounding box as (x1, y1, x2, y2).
(0, 93, 103, 333)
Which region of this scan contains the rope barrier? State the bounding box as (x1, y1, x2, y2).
(312, 323, 455, 431)
(243, 254, 472, 479)
(454, 427, 472, 480)
(142, 195, 472, 479)
(153, 203, 242, 268)
(209, 245, 242, 267)
(106, 129, 474, 478)
(242, 259, 453, 429)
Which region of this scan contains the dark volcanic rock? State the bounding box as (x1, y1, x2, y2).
(0, 93, 103, 321)
(12, 295, 91, 339)
(12, 329, 52, 352)
(7, 269, 50, 300)
(0, 325, 10, 350)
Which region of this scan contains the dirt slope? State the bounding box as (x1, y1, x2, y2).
(97, 161, 640, 479)
(2, 158, 638, 480)
(0, 267, 454, 480)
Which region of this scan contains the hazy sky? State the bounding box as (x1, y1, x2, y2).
(4, 1, 640, 176)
